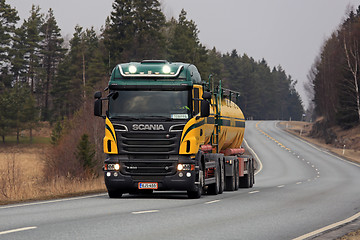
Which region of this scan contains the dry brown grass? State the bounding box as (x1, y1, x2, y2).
(338, 230, 360, 240)
(280, 121, 360, 164)
(0, 146, 105, 205)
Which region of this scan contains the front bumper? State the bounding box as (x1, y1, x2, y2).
(104, 169, 198, 192)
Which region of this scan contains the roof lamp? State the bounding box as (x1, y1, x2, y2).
(162, 65, 171, 74)
(129, 65, 137, 74)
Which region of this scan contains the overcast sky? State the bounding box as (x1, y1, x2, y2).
(9, 0, 360, 108)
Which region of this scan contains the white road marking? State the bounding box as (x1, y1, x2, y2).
(132, 210, 159, 215)
(204, 200, 221, 204)
(0, 226, 37, 235)
(243, 138, 263, 176)
(296, 182, 302, 185)
(277, 185, 285, 188)
(248, 191, 259, 194)
(0, 194, 107, 209)
(292, 212, 360, 240)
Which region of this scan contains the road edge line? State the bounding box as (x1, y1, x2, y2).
(243, 138, 263, 175)
(0, 226, 37, 235)
(292, 212, 360, 240)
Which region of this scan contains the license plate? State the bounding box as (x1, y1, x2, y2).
(138, 182, 158, 189)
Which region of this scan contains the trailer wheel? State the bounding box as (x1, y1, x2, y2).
(225, 162, 236, 191)
(239, 160, 252, 188)
(108, 190, 123, 198)
(234, 159, 239, 190)
(219, 159, 225, 194)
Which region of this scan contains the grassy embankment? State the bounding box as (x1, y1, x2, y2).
(0, 126, 105, 205)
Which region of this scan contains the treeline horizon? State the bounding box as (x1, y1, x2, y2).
(307, 6, 360, 130)
(0, 0, 304, 144)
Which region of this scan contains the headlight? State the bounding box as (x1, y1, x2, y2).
(177, 164, 194, 171)
(104, 163, 120, 171)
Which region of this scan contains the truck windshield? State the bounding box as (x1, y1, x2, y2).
(108, 90, 190, 120)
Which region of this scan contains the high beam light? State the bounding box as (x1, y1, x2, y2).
(129, 65, 137, 74)
(162, 65, 171, 74)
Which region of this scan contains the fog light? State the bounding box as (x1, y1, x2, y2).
(106, 172, 111, 177)
(186, 172, 191, 178)
(179, 172, 183, 178)
(114, 172, 118, 177)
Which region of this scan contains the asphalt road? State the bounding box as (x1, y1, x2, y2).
(1, 121, 359, 240)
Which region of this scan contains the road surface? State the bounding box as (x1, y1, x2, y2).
(0, 121, 359, 240)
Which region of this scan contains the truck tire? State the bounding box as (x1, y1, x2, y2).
(187, 164, 204, 199)
(235, 159, 239, 190)
(239, 160, 252, 188)
(108, 190, 123, 198)
(219, 159, 225, 194)
(225, 162, 236, 191)
(208, 163, 220, 195)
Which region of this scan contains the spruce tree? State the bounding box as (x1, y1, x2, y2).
(103, 0, 165, 64)
(40, 8, 66, 121)
(0, 0, 19, 87)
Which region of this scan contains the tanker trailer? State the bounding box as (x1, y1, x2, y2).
(94, 60, 255, 198)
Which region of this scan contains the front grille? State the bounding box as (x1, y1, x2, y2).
(131, 175, 165, 181)
(117, 132, 179, 154)
(121, 161, 176, 175)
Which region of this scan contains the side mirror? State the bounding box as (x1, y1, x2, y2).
(200, 100, 210, 118)
(202, 91, 211, 100)
(94, 91, 102, 99)
(94, 98, 102, 117)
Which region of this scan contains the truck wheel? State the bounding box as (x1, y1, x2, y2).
(108, 190, 123, 198)
(208, 165, 220, 195)
(234, 160, 239, 190)
(239, 160, 252, 188)
(249, 159, 254, 188)
(219, 159, 225, 194)
(187, 165, 204, 199)
(225, 162, 236, 191)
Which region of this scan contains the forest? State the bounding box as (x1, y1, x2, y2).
(0, 0, 304, 143)
(0, 0, 307, 181)
(308, 6, 360, 130)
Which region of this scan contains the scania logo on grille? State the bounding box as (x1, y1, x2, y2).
(132, 124, 165, 131)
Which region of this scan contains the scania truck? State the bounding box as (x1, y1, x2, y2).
(94, 60, 255, 198)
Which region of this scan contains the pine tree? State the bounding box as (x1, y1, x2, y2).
(103, 0, 165, 64)
(22, 5, 44, 93)
(52, 26, 106, 119)
(0, 0, 19, 87)
(40, 8, 66, 121)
